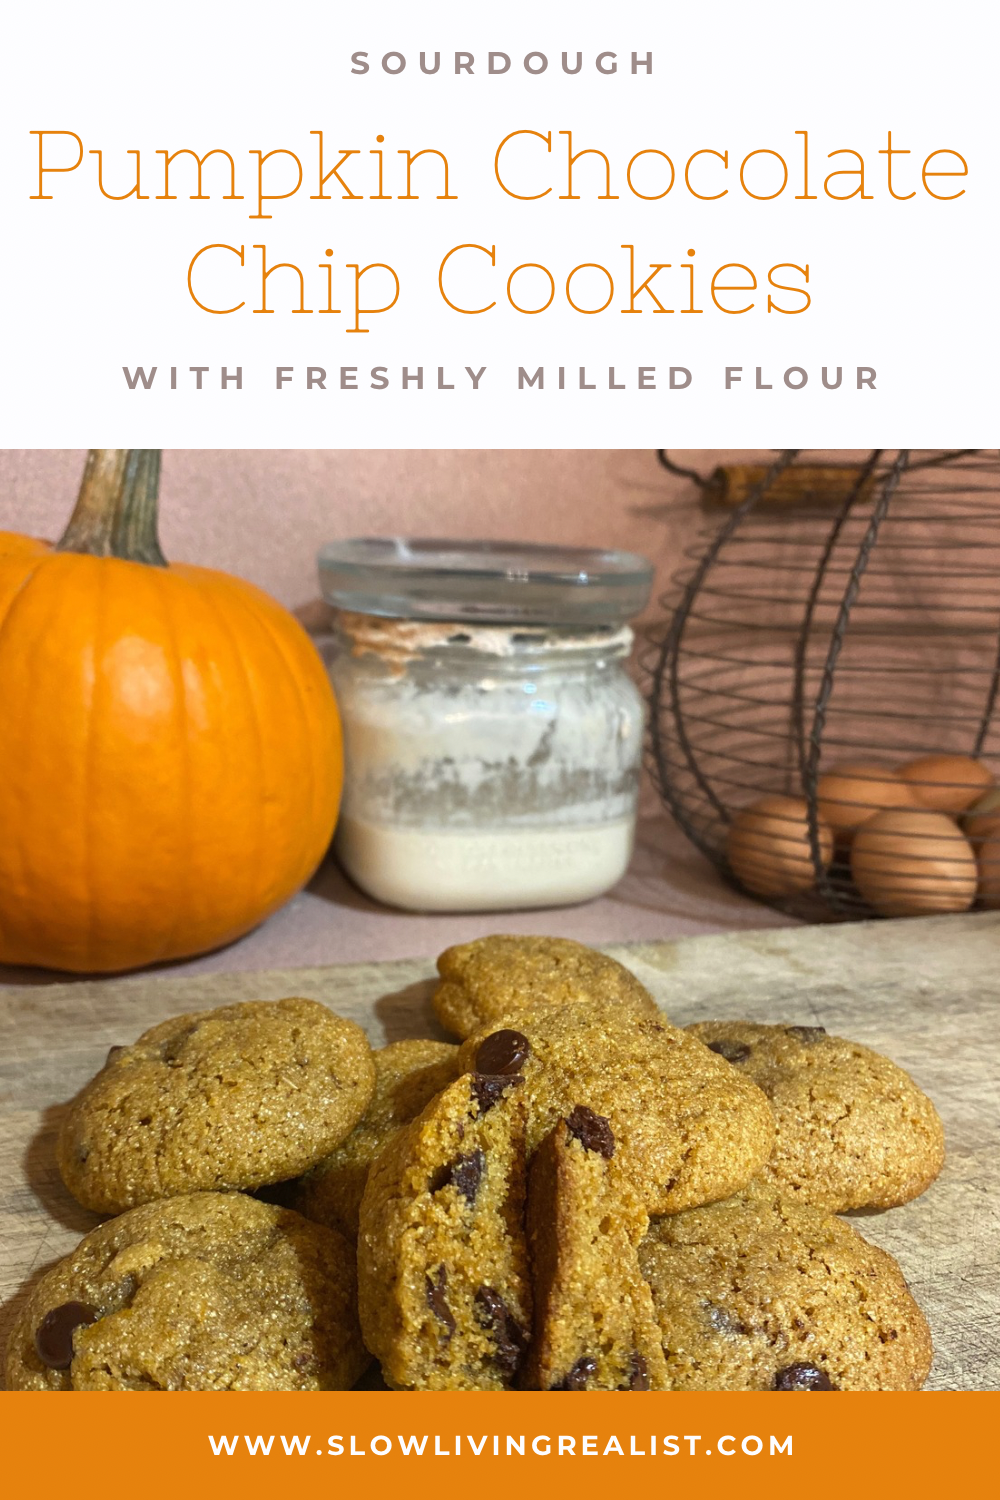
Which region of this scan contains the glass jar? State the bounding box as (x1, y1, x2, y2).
(317, 539, 653, 912)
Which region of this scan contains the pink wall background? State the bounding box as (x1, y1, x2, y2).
(0, 448, 753, 618)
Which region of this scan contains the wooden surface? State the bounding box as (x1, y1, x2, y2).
(2, 914, 998, 1391)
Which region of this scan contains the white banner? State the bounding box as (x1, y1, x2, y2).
(2, 0, 995, 445)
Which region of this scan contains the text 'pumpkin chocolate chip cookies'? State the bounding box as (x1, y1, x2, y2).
(358, 1072, 531, 1390)
(686, 1020, 945, 1211)
(459, 1002, 775, 1214)
(5, 1192, 368, 1391)
(58, 998, 376, 1214)
(639, 1186, 932, 1391)
(297, 1038, 459, 1237)
(433, 934, 660, 1039)
(525, 1113, 667, 1391)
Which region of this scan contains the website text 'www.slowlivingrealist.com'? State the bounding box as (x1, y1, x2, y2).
(209, 1430, 794, 1458)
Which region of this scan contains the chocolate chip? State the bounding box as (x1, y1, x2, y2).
(474, 1286, 505, 1326)
(104, 1045, 125, 1067)
(469, 1073, 522, 1114)
(785, 1026, 827, 1044)
(431, 1149, 485, 1204)
(475, 1029, 531, 1076)
(706, 1303, 747, 1336)
(565, 1105, 614, 1158)
(707, 1038, 751, 1064)
(774, 1362, 837, 1390)
(627, 1353, 650, 1390)
(425, 1267, 455, 1334)
(474, 1286, 528, 1383)
(555, 1355, 598, 1391)
(34, 1301, 97, 1370)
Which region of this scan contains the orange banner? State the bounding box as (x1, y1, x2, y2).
(0, 1391, 994, 1499)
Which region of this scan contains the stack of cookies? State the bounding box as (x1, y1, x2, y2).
(5, 938, 944, 1392)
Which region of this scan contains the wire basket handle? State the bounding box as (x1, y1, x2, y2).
(649, 450, 800, 840)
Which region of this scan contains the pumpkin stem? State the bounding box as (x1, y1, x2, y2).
(57, 449, 167, 567)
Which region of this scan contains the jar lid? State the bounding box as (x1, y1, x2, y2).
(317, 538, 654, 625)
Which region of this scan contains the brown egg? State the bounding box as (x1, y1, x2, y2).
(963, 786, 1000, 844)
(897, 754, 994, 815)
(815, 761, 916, 834)
(726, 794, 833, 898)
(977, 827, 1000, 907)
(851, 808, 977, 916)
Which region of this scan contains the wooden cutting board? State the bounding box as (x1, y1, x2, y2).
(2, 914, 998, 1391)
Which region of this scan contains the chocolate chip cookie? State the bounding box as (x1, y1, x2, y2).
(639, 1185, 932, 1390)
(458, 1003, 774, 1215)
(297, 1038, 459, 1237)
(58, 999, 376, 1214)
(434, 935, 660, 1040)
(524, 1112, 667, 1391)
(5, 1192, 368, 1391)
(357, 1072, 531, 1390)
(686, 1021, 945, 1211)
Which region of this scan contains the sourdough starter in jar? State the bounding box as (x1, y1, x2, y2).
(318, 540, 653, 913)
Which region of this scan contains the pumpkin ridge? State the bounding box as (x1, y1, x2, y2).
(221, 581, 325, 883)
(138, 566, 196, 967)
(220, 579, 319, 908)
(80, 560, 106, 972)
(0, 556, 49, 638)
(248, 601, 321, 847)
(188, 567, 270, 934)
(0, 557, 51, 955)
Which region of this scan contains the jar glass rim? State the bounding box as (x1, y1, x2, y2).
(318, 537, 653, 626)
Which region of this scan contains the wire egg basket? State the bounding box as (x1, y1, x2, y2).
(643, 449, 1000, 920)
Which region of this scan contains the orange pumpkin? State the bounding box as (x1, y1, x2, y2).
(0, 450, 343, 973)
(0, 531, 49, 558)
